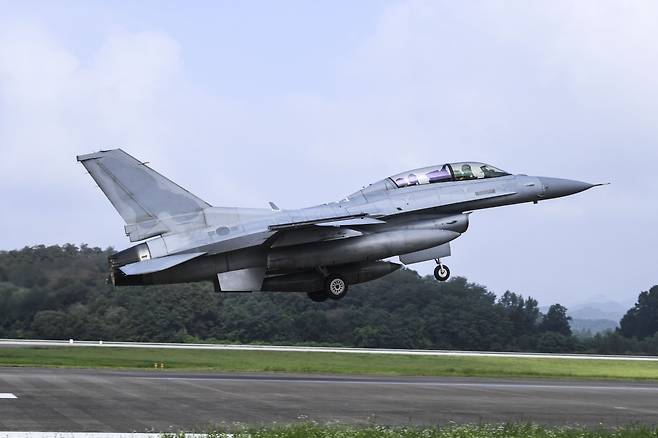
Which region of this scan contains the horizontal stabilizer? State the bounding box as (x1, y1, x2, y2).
(119, 252, 206, 276)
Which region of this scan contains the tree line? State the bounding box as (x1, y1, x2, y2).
(1, 244, 656, 354)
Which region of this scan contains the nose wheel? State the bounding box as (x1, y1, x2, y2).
(433, 260, 450, 282)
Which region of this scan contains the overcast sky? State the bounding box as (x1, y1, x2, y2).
(1, 0, 656, 307)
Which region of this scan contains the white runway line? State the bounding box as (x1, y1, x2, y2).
(0, 393, 17, 399)
(1, 338, 658, 361)
(137, 376, 658, 391)
(0, 434, 218, 438)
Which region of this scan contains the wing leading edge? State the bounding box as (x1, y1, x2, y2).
(269, 214, 385, 231)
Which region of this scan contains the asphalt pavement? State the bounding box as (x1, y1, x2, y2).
(1, 367, 657, 431)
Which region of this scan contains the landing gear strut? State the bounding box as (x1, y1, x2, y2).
(433, 259, 450, 282)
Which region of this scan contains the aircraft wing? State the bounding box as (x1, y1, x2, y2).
(315, 217, 385, 227)
(269, 214, 384, 231)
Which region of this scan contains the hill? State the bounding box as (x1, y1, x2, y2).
(0, 244, 652, 354)
(570, 318, 618, 336)
(569, 300, 629, 321)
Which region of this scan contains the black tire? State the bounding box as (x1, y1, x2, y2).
(434, 264, 450, 282)
(307, 291, 328, 302)
(325, 275, 348, 300)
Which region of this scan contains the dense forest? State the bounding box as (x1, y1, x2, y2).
(1, 245, 657, 354)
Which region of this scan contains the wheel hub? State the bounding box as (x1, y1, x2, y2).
(329, 278, 345, 295)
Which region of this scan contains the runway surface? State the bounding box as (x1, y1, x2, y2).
(1, 367, 658, 432)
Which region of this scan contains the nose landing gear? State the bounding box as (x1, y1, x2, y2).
(433, 259, 450, 282)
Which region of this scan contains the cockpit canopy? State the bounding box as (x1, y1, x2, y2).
(390, 162, 510, 188)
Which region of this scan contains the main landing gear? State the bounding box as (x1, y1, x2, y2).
(433, 259, 450, 282)
(326, 275, 348, 299)
(307, 274, 349, 302)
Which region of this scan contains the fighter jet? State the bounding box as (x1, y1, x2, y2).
(77, 150, 602, 302)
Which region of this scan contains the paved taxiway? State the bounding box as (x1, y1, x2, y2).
(1, 367, 657, 431)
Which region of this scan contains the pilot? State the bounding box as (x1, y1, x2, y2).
(482, 165, 501, 178)
(461, 164, 474, 179)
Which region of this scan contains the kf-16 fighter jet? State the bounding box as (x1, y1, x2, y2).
(78, 150, 602, 302)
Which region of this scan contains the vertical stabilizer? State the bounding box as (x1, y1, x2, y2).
(77, 149, 211, 240)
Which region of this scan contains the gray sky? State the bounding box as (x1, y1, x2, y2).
(1, 0, 656, 308)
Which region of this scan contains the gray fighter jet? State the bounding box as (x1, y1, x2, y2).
(78, 150, 602, 302)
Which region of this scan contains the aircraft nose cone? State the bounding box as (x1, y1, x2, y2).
(537, 177, 594, 199)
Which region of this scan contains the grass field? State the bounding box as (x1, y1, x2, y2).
(165, 424, 658, 437)
(1, 346, 658, 380)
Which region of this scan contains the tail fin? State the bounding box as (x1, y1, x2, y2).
(77, 149, 211, 241)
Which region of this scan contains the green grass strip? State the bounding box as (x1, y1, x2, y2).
(163, 423, 658, 437)
(1, 346, 658, 380)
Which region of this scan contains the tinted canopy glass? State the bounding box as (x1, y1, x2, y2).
(390, 162, 510, 188)
(450, 162, 510, 181)
(391, 164, 453, 188)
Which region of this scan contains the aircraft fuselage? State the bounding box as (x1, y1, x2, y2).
(78, 151, 599, 301)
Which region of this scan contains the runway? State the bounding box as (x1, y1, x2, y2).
(1, 367, 657, 431)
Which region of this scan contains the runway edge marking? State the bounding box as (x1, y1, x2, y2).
(0, 434, 219, 438)
(1, 339, 658, 362)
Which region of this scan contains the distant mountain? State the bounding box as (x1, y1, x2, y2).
(540, 298, 629, 334)
(570, 318, 618, 336)
(568, 300, 629, 322)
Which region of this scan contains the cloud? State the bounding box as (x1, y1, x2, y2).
(338, 0, 658, 172)
(0, 26, 182, 183)
(0, 26, 186, 246)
